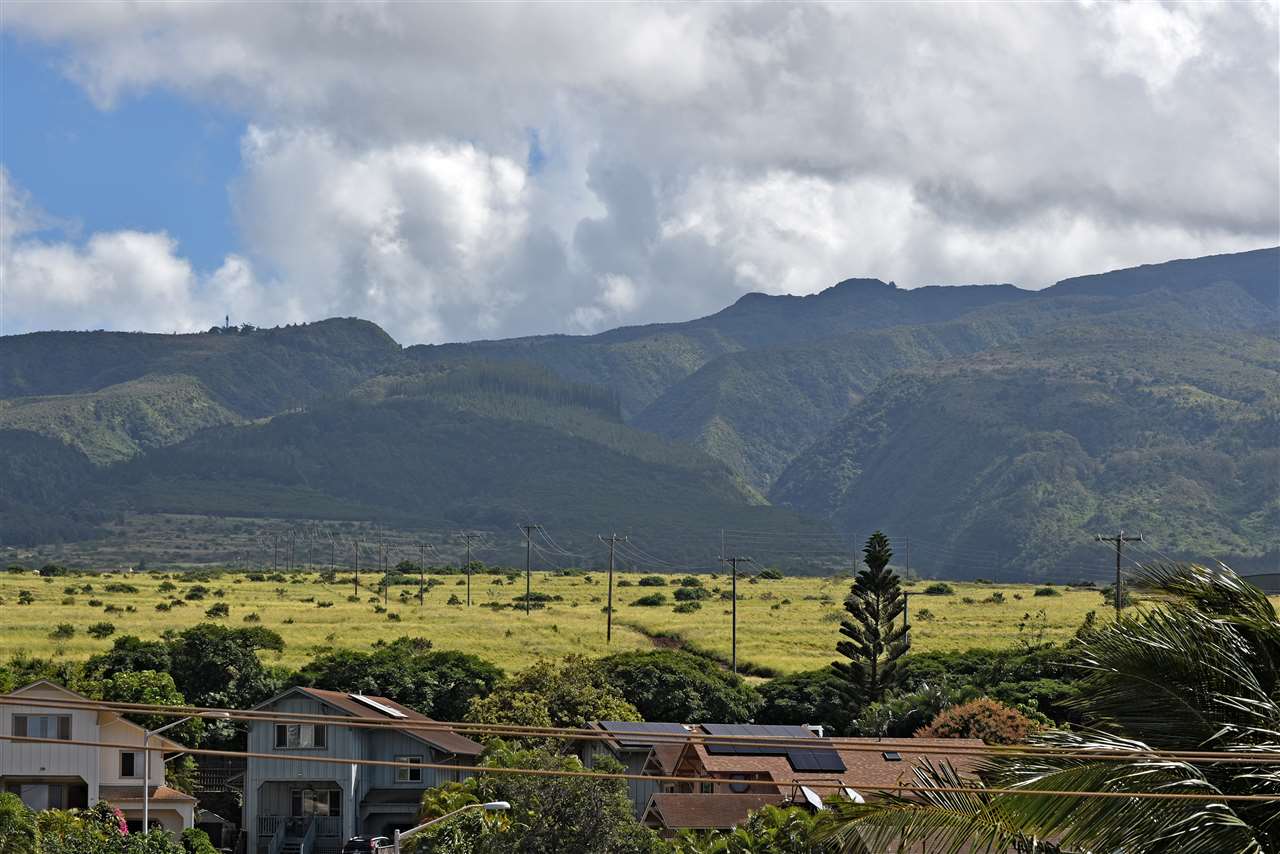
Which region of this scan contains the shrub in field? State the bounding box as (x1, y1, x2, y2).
(915, 697, 1041, 744)
(347, 595, 360, 602)
(156, 602, 171, 611)
(631, 593, 666, 607)
(513, 592, 562, 603)
(61, 596, 76, 605)
(205, 603, 230, 618)
(985, 592, 1006, 604)
(87, 622, 116, 639)
(673, 601, 701, 613)
(243, 613, 261, 623)
(447, 594, 462, 606)
(961, 596, 976, 604)
(213, 588, 226, 598)
(617, 579, 632, 587)
(283, 617, 295, 624)
(80, 584, 94, 593)
(103, 582, 138, 594)
(168, 598, 186, 607)
(637, 576, 666, 587)
(316, 601, 334, 608)
(387, 613, 401, 621)
(679, 576, 703, 587)
(674, 586, 711, 601)
(86, 597, 102, 606)
(18, 590, 34, 605)
(49, 623, 76, 639)
(924, 583, 954, 595)
(916, 608, 935, 621)
(1034, 586, 1061, 597)
(63, 585, 78, 595)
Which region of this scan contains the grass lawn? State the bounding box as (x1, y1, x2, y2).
(0, 569, 1186, 674)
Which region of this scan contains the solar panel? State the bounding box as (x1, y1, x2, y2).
(700, 724, 840, 771)
(787, 748, 846, 772)
(882, 751, 902, 761)
(349, 694, 407, 718)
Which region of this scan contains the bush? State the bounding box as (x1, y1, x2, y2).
(672, 601, 702, 613)
(599, 649, 762, 723)
(87, 597, 103, 607)
(50, 623, 76, 639)
(316, 601, 334, 608)
(631, 593, 666, 607)
(103, 582, 138, 594)
(155, 602, 171, 612)
(182, 827, 218, 854)
(915, 608, 935, 621)
(673, 586, 711, 601)
(637, 576, 667, 587)
(679, 576, 703, 587)
(923, 583, 954, 595)
(18, 590, 34, 605)
(87, 622, 116, 639)
(1034, 586, 1061, 597)
(447, 594, 463, 606)
(243, 613, 261, 623)
(205, 603, 230, 618)
(915, 697, 1041, 744)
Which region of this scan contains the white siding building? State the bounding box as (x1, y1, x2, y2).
(0, 681, 196, 833)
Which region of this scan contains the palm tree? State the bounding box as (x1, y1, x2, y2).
(820, 562, 1280, 854)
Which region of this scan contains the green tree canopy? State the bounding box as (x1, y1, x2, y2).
(598, 650, 762, 723)
(465, 656, 639, 730)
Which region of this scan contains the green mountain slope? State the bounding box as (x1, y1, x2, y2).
(0, 374, 243, 465)
(632, 250, 1279, 490)
(89, 364, 824, 563)
(770, 324, 1280, 579)
(0, 318, 402, 417)
(407, 281, 1033, 416)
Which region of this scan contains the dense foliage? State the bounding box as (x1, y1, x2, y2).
(597, 650, 762, 723)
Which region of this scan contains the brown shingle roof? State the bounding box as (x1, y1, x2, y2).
(642, 793, 784, 830)
(288, 687, 483, 756)
(99, 785, 196, 802)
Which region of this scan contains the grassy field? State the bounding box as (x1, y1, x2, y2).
(0, 568, 1152, 676)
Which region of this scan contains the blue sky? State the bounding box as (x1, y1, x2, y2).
(2, 34, 241, 271)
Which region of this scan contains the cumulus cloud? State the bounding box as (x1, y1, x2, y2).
(2, 2, 1277, 342)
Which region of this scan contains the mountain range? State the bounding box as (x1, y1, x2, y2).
(2, 247, 1276, 578)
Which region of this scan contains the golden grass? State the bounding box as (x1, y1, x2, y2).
(0, 569, 1166, 675)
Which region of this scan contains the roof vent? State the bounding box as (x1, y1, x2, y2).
(881, 751, 902, 761)
(349, 694, 407, 718)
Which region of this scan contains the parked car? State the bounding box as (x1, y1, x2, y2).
(341, 836, 391, 854)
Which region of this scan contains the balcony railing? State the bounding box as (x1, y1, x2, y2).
(258, 817, 283, 838)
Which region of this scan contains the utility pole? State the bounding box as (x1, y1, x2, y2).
(273, 535, 278, 572)
(458, 533, 480, 606)
(598, 534, 627, 643)
(329, 535, 335, 571)
(380, 530, 387, 606)
(720, 555, 753, 674)
(419, 543, 426, 606)
(902, 591, 912, 632)
(1096, 531, 1142, 618)
(353, 540, 360, 596)
(904, 534, 910, 579)
(521, 524, 541, 615)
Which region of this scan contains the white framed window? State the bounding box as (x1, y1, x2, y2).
(120, 751, 142, 778)
(12, 715, 71, 740)
(291, 788, 341, 816)
(394, 755, 423, 783)
(274, 724, 327, 749)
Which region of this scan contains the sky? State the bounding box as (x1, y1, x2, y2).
(2, 2, 1277, 344)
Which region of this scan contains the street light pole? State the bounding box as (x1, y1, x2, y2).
(392, 802, 509, 853)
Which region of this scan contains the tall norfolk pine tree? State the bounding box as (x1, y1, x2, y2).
(833, 531, 910, 704)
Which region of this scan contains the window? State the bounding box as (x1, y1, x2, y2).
(12, 715, 71, 740)
(699, 782, 714, 794)
(291, 789, 341, 817)
(728, 774, 750, 794)
(394, 756, 423, 783)
(120, 751, 141, 778)
(274, 724, 327, 749)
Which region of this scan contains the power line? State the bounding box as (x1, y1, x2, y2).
(2, 695, 1275, 766)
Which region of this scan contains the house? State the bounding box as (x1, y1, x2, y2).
(0, 681, 196, 834)
(632, 723, 986, 836)
(572, 721, 697, 815)
(242, 687, 483, 854)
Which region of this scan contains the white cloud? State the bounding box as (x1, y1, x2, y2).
(2, 2, 1276, 342)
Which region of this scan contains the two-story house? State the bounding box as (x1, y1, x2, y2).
(0, 681, 196, 833)
(243, 687, 483, 854)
